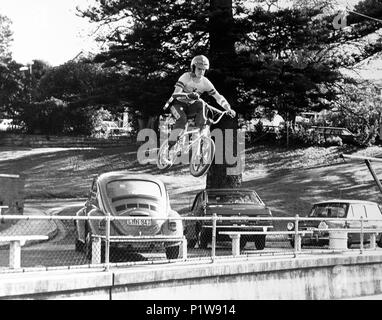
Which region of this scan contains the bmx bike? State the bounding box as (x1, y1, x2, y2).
(157, 98, 231, 177)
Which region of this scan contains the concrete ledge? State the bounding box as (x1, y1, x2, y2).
(111, 252, 382, 300)
(1, 252, 382, 299)
(112, 252, 382, 285)
(0, 269, 113, 299)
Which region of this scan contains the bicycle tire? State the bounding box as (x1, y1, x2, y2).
(190, 136, 215, 177)
(157, 139, 175, 170)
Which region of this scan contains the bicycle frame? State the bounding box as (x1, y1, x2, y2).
(174, 99, 228, 155)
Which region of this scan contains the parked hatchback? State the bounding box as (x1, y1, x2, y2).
(184, 188, 273, 250)
(74, 172, 183, 261)
(287, 199, 382, 248)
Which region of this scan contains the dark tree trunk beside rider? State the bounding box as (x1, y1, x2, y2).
(207, 0, 242, 189)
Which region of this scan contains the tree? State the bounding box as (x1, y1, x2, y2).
(79, 0, 209, 129)
(0, 15, 13, 62)
(0, 15, 27, 117)
(36, 60, 125, 109)
(0, 61, 25, 117)
(78, 0, 375, 187)
(206, 0, 242, 188)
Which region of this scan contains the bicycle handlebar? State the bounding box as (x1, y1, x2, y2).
(164, 96, 234, 125)
(199, 99, 231, 125)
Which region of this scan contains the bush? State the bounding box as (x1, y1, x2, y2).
(18, 97, 68, 135)
(16, 97, 113, 136)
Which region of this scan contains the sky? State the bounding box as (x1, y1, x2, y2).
(0, 0, 98, 66)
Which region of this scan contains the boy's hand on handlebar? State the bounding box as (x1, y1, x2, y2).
(227, 109, 236, 118)
(187, 92, 200, 100)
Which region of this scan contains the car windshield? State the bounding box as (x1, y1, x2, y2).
(208, 193, 260, 205)
(309, 203, 348, 218)
(106, 180, 162, 199)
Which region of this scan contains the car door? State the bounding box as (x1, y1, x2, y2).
(363, 204, 382, 243)
(363, 204, 382, 229)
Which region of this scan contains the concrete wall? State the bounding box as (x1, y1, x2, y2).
(1, 252, 382, 300)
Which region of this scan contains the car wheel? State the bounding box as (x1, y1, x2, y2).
(254, 235, 266, 250)
(198, 229, 209, 249)
(75, 239, 85, 252)
(378, 235, 382, 248)
(84, 226, 105, 262)
(240, 236, 249, 250)
(84, 227, 93, 260)
(166, 245, 180, 259)
(187, 239, 197, 249)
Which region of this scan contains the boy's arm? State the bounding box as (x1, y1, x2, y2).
(211, 91, 236, 117)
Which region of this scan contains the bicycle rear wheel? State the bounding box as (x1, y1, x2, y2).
(190, 136, 215, 177)
(157, 139, 177, 170)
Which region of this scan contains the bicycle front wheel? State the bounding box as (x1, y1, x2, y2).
(190, 136, 215, 177)
(157, 139, 176, 170)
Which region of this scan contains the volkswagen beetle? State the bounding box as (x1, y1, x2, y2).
(74, 172, 183, 260)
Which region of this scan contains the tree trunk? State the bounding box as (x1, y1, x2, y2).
(207, 0, 242, 189)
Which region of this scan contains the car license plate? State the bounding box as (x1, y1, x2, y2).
(125, 219, 152, 226)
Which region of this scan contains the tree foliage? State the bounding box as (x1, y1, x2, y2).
(0, 15, 13, 62)
(326, 82, 382, 146)
(0, 15, 27, 116)
(78, 0, 359, 122)
(37, 60, 126, 111)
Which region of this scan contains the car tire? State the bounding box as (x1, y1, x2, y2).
(240, 236, 249, 250)
(84, 226, 105, 262)
(166, 245, 180, 259)
(75, 239, 85, 252)
(187, 239, 197, 249)
(289, 238, 306, 249)
(254, 235, 266, 250)
(378, 235, 382, 248)
(198, 229, 209, 249)
(84, 227, 93, 260)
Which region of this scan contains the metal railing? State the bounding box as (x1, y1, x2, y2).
(0, 214, 381, 272)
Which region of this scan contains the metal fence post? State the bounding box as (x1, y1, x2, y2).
(294, 215, 300, 257)
(212, 213, 217, 263)
(360, 216, 364, 254)
(105, 215, 111, 271)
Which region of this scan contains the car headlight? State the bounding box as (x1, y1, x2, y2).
(287, 222, 295, 231)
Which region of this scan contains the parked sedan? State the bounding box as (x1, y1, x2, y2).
(74, 172, 183, 260)
(287, 199, 382, 248)
(184, 188, 273, 250)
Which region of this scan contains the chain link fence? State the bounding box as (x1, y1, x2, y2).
(0, 215, 381, 272)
